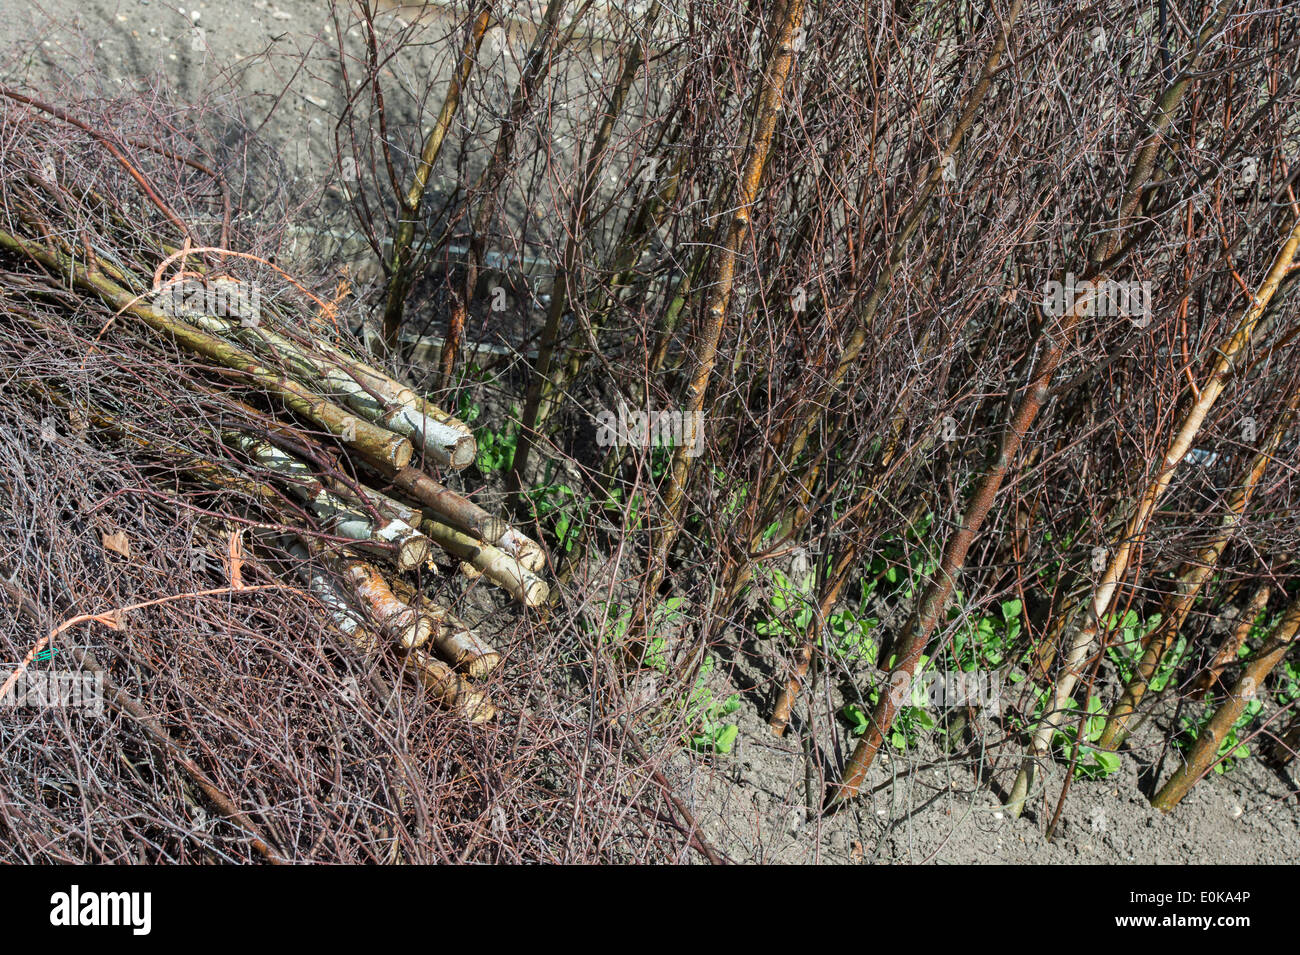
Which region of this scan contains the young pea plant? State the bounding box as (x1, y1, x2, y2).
(1275, 657, 1300, 708)
(874, 513, 939, 604)
(1105, 609, 1175, 690)
(827, 602, 881, 665)
(618, 599, 743, 757)
(754, 548, 885, 661)
(948, 596, 1023, 673)
(458, 389, 520, 473)
(601, 484, 645, 532)
(684, 655, 742, 756)
(595, 597, 687, 649)
(1052, 694, 1122, 779)
(841, 655, 937, 750)
(715, 466, 749, 518)
(1167, 607, 1295, 776)
(754, 566, 816, 644)
(842, 702, 938, 751)
(528, 478, 581, 555)
(476, 414, 519, 473)
(1006, 680, 1121, 778)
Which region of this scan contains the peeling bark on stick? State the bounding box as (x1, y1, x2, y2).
(290, 540, 495, 721)
(403, 647, 496, 723)
(338, 558, 433, 650)
(194, 313, 475, 469)
(430, 619, 501, 679)
(420, 516, 549, 607)
(389, 578, 502, 677)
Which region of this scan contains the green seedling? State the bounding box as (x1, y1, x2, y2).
(593, 600, 740, 756)
(458, 390, 520, 473)
(842, 653, 936, 750)
(1051, 694, 1122, 779)
(529, 480, 581, 554)
(754, 566, 815, 643)
(688, 670, 742, 756)
(950, 597, 1022, 672)
(1105, 609, 1168, 687)
(827, 605, 880, 665)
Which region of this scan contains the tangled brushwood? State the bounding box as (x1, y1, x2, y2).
(0, 87, 708, 863)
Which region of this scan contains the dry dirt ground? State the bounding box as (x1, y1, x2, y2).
(3, 0, 1298, 864)
(667, 693, 1300, 864)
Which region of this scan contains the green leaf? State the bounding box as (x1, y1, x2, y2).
(1094, 750, 1121, 776)
(711, 723, 739, 755)
(644, 637, 668, 672)
(843, 703, 869, 735)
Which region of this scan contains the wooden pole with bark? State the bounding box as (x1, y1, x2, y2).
(830, 2, 1231, 806)
(1007, 212, 1300, 815)
(640, 0, 807, 615)
(1150, 594, 1300, 810)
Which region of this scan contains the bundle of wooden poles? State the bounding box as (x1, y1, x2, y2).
(0, 90, 547, 722)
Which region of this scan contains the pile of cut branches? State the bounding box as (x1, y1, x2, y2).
(0, 89, 549, 728)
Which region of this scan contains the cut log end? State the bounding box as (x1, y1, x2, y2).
(432, 623, 502, 678)
(463, 651, 502, 680)
(393, 536, 433, 574)
(406, 614, 434, 650)
(447, 435, 477, 469)
(399, 406, 476, 470)
(521, 576, 549, 608)
(459, 690, 497, 723)
(498, 527, 546, 573)
(406, 648, 497, 722)
(389, 439, 414, 470)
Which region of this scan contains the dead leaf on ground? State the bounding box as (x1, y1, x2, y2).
(102, 530, 131, 559)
